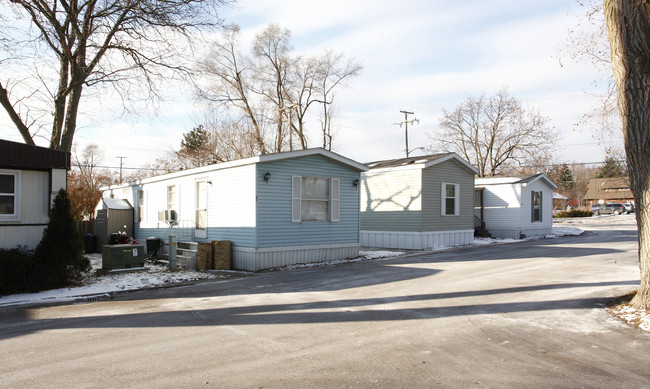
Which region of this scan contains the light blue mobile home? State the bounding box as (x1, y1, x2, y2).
(360, 153, 478, 250)
(101, 148, 368, 271)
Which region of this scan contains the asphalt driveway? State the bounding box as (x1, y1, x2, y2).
(1, 223, 648, 388)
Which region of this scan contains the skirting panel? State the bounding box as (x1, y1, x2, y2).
(232, 243, 361, 272)
(361, 230, 473, 250)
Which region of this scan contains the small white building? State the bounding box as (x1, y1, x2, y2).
(475, 173, 557, 239)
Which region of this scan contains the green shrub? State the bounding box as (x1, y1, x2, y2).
(34, 189, 90, 289)
(554, 209, 594, 218)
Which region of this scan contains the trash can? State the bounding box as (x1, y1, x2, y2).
(84, 233, 96, 254)
(145, 237, 161, 259)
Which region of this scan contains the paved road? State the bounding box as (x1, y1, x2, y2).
(1, 223, 649, 388)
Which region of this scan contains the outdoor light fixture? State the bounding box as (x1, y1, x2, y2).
(264, 172, 271, 182)
(353, 179, 360, 188)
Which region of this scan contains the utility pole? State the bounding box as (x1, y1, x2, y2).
(394, 110, 419, 157)
(117, 156, 126, 184)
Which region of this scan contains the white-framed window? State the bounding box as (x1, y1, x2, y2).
(531, 191, 542, 222)
(0, 170, 20, 221)
(292, 176, 340, 222)
(167, 185, 176, 212)
(441, 182, 460, 216)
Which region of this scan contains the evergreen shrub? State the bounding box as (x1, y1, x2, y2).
(553, 209, 594, 218)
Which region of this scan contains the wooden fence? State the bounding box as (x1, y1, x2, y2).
(76, 220, 94, 238)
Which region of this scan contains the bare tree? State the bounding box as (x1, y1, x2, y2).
(199, 25, 268, 154)
(431, 89, 557, 177)
(564, 0, 620, 140)
(68, 144, 113, 221)
(314, 50, 362, 150)
(604, 0, 650, 309)
(252, 24, 294, 153)
(0, 0, 231, 152)
(197, 24, 361, 156)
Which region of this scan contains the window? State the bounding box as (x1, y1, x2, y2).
(167, 185, 176, 212)
(292, 176, 340, 222)
(441, 183, 460, 216)
(531, 191, 542, 222)
(0, 171, 20, 220)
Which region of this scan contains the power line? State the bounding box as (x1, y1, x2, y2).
(393, 110, 419, 158)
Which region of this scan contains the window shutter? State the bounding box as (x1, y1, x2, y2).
(531, 191, 535, 222)
(292, 176, 302, 222)
(454, 184, 460, 216)
(539, 191, 543, 222)
(440, 183, 445, 215)
(331, 178, 340, 222)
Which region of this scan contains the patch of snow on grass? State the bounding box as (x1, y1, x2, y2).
(0, 254, 221, 308)
(552, 227, 584, 236)
(269, 250, 406, 271)
(473, 237, 520, 245)
(360, 250, 406, 259)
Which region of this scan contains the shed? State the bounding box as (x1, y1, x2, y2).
(101, 148, 368, 271)
(360, 153, 478, 250)
(94, 198, 134, 247)
(475, 173, 557, 239)
(0, 139, 70, 249)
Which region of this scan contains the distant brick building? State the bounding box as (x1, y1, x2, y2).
(584, 177, 633, 207)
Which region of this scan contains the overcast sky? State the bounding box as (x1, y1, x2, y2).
(0, 0, 621, 171)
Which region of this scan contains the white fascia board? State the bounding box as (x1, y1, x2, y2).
(475, 177, 521, 185)
(361, 163, 425, 175)
(424, 152, 479, 174)
(523, 174, 558, 190)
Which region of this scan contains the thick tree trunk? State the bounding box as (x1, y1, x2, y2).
(604, 0, 650, 309)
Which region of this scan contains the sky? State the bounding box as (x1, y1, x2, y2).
(0, 0, 622, 172)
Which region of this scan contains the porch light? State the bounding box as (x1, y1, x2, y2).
(353, 179, 360, 188)
(264, 172, 271, 182)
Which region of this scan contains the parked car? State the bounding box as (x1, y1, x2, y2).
(593, 203, 626, 215)
(623, 203, 635, 213)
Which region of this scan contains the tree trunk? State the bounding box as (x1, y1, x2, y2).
(605, 0, 650, 309)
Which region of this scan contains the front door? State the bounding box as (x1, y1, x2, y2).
(195, 181, 208, 239)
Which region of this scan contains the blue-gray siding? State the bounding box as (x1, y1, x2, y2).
(422, 159, 475, 232)
(256, 155, 361, 248)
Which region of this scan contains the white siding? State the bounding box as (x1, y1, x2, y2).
(209, 164, 256, 228)
(116, 164, 256, 231)
(519, 180, 554, 233)
(20, 170, 49, 224)
(360, 167, 422, 212)
(481, 183, 521, 229)
(480, 180, 554, 239)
